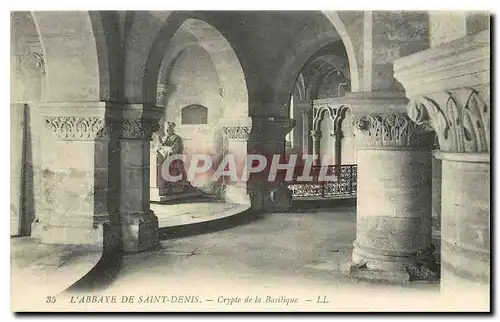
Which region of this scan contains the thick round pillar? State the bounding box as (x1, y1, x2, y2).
(437, 152, 490, 289)
(394, 30, 491, 305)
(351, 110, 437, 282)
(395, 27, 490, 307)
(353, 148, 432, 271)
(343, 92, 437, 282)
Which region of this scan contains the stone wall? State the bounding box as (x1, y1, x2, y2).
(429, 11, 490, 47)
(371, 11, 430, 92)
(162, 44, 228, 195)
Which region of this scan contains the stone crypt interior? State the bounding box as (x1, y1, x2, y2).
(10, 10, 490, 310)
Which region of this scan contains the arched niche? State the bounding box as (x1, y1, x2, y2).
(148, 17, 250, 201)
(146, 17, 249, 119)
(181, 104, 208, 125)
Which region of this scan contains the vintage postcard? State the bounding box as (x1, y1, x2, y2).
(10, 9, 491, 312)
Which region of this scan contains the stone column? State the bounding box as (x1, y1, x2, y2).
(310, 130, 322, 166)
(248, 116, 295, 213)
(342, 92, 436, 282)
(11, 103, 26, 236)
(332, 105, 349, 169)
(431, 144, 442, 258)
(112, 103, 162, 253)
(220, 118, 252, 206)
(149, 142, 165, 202)
(298, 102, 313, 156)
(394, 30, 490, 291)
(31, 102, 120, 252)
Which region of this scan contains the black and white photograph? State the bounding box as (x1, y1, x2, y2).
(8, 8, 491, 312)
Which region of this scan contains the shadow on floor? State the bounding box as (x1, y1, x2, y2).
(62, 198, 357, 292)
(290, 198, 356, 212)
(158, 208, 264, 240)
(64, 250, 122, 294)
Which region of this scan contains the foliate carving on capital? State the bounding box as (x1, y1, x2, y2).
(121, 119, 160, 139)
(44, 116, 112, 140)
(222, 126, 252, 141)
(407, 88, 490, 153)
(352, 113, 433, 147)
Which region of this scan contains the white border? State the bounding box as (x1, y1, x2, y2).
(1, 1, 498, 321)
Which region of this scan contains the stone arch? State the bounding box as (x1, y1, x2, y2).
(321, 11, 361, 92)
(29, 11, 113, 102)
(273, 11, 361, 109)
(11, 12, 46, 103)
(303, 54, 351, 100)
(143, 14, 248, 118)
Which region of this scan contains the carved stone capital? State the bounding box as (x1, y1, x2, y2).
(222, 125, 252, 141)
(37, 102, 164, 141)
(352, 112, 434, 148)
(44, 116, 112, 141)
(407, 88, 490, 153)
(120, 118, 160, 140)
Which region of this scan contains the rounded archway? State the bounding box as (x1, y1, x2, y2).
(145, 15, 251, 220)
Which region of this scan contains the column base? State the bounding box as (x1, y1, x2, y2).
(350, 244, 439, 282)
(223, 183, 251, 206)
(150, 183, 202, 203)
(248, 183, 293, 213)
(120, 210, 159, 253)
(30, 214, 120, 248)
(265, 183, 293, 212)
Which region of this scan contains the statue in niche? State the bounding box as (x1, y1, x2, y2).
(151, 121, 198, 202)
(157, 121, 186, 181)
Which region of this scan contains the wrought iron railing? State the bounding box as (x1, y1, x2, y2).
(286, 164, 357, 199)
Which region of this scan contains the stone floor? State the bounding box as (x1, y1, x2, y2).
(10, 237, 103, 310)
(51, 205, 481, 312)
(13, 203, 486, 312)
(151, 199, 250, 227)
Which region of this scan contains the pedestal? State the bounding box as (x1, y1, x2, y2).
(223, 182, 251, 206)
(149, 141, 201, 203)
